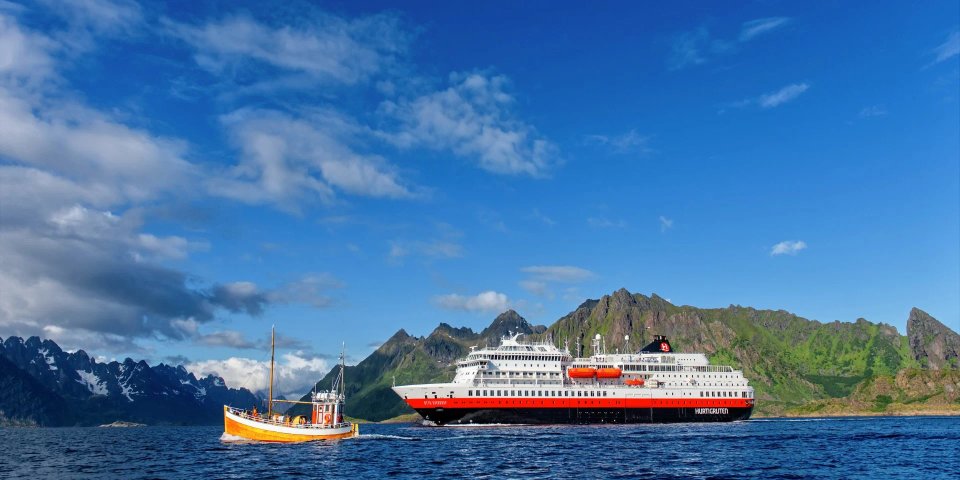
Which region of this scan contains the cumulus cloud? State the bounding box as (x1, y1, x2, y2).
(209, 108, 412, 210)
(434, 291, 510, 313)
(0, 13, 57, 83)
(0, 205, 268, 342)
(770, 240, 808, 256)
(187, 352, 330, 399)
(381, 71, 558, 176)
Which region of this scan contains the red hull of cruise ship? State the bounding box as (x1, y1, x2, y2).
(405, 397, 754, 425)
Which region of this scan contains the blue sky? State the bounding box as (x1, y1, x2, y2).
(1, 0, 957, 396)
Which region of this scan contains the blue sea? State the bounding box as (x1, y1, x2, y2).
(2, 416, 958, 479)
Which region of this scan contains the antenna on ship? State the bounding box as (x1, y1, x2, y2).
(267, 325, 275, 418)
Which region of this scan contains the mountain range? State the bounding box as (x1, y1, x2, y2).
(295, 288, 960, 421)
(0, 336, 262, 426)
(3, 288, 958, 425)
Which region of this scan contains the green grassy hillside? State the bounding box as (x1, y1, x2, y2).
(296, 289, 955, 421)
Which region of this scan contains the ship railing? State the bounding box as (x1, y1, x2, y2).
(227, 407, 349, 429)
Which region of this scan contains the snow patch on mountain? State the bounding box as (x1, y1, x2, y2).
(36, 348, 58, 370)
(77, 370, 108, 395)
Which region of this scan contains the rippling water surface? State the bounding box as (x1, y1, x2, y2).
(2, 416, 958, 479)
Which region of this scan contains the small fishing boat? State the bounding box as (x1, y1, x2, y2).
(223, 327, 358, 442)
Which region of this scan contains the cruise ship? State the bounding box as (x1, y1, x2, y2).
(391, 333, 754, 425)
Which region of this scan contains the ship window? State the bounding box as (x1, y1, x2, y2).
(468, 390, 472, 396)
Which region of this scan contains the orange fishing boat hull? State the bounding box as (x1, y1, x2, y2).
(223, 407, 357, 443)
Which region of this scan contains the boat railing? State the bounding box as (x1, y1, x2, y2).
(227, 407, 349, 429)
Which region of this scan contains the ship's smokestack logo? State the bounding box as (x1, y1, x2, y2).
(659, 342, 671, 352)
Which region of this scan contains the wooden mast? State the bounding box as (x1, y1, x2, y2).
(268, 325, 275, 418)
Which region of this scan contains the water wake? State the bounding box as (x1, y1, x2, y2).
(357, 433, 419, 441)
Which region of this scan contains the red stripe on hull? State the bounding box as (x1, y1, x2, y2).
(405, 397, 753, 410)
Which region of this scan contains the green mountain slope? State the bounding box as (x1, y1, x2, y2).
(540, 288, 916, 414)
(290, 311, 544, 421)
(296, 288, 956, 421)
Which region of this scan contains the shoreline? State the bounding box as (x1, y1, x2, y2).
(756, 409, 960, 419)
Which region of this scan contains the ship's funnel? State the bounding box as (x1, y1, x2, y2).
(639, 335, 672, 353)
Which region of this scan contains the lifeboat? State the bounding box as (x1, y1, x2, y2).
(567, 368, 597, 378)
(624, 378, 645, 386)
(596, 368, 622, 379)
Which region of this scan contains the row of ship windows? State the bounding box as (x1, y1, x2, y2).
(481, 371, 560, 376)
(703, 391, 750, 398)
(471, 364, 737, 376)
(469, 389, 609, 398)
(471, 355, 565, 361)
(465, 389, 750, 398)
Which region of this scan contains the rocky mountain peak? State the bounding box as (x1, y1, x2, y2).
(907, 307, 960, 369)
(481, 310, 545, 340)
(430, 323, 477, 340)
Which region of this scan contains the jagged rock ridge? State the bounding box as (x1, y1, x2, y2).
(907, 307, 960, 369)
(0, 336, 262, 426)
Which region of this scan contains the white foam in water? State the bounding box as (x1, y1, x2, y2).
(444, 423, 528, 428)
(357, 433, 417, 441)
(219, 433, 257, 443)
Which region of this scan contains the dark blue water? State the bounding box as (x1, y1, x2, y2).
(2, 416, 958, 479)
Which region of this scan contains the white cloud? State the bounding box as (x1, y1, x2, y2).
(196, 330, 257, 349)
(166, 12, 408, 87)
(210, 108, 412, 210)
(531, 208, 555, 226)
(388, 223, 465, 264)
(585, 129, 651, 154)
(659, 216, 674, 232)
(521, 265, 596, 283)
(38, 0, 142, 35)
(519, 280, 552, 299)
(739, 17, 791, 42)
(0, 13, 56, 83)
(0, 87, 196, 203)
(381, 71, 558, 176)
(770, 240, 808, 256)
(187, 352, 330, 399)
(859, 105, 887, 118)
(268, 274, 343, 308)
(434, 291, 510, 313)
(758, 83, 810, 108)
(669, 27, 732, 70)
(932, 31, 960, 64)
(670, 17, 790, 69)
(587, 217, 627, 228)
